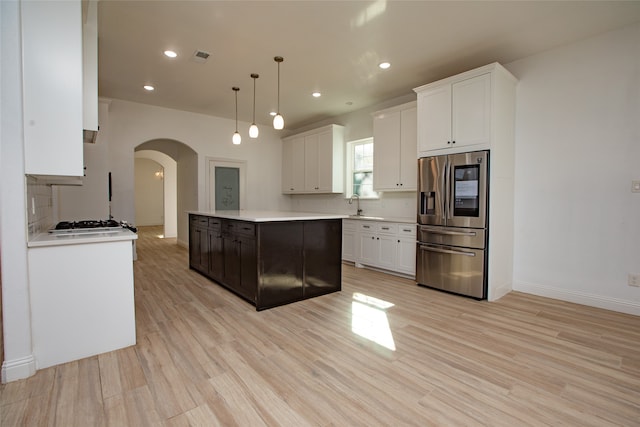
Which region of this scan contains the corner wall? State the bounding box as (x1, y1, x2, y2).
(506, 23, 640, 314)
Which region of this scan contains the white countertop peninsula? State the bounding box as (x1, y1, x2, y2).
(28, 228, 137, 247)
(27, 227, 137, 369)
(188, 210, 348, 222)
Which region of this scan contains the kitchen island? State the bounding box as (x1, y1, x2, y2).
(188, 211, 347, 310)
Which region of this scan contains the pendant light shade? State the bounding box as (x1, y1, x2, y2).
(232, 87, 241, 145)
(273, 56, 284, 130)
(249, 73, 259, 138)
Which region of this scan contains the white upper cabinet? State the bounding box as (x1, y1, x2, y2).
(373, 101, 417, 191)
(282, 124, 344, 194)
(22, 0, 84, 177)
(82, 0, 98, 133)
(414, 63, 514, 157)
(282, 136, 305, 193)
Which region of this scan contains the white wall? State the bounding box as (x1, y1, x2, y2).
(1, 0, 36, 382)
(135, 150, 177, 238)
(134, 158, 164, 226)
(506, 23, 640, 314)
(105, 99, 291, 245)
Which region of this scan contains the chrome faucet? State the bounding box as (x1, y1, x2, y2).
(348, 194, 362, 216)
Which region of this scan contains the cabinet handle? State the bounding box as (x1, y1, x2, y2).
(371, 236, 375, 240)
(377, 237, 380, 240)
(398, 240, 400, 243)
(452, 140, 456, 144)
(381, 227, 389, 230)
(447, 141, 451, 144)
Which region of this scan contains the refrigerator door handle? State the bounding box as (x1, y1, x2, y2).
(424, 228, 477, 237)
(419, 244, 476, 257)
(444, 160, 450, 220)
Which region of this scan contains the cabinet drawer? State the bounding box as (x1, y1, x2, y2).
(235, 222, 256, 237)
(208, 218, 222, 229)
(190, 215, 208, 227)
(342, 219, 358, 231)
(377, 223, 398, 235)
(358, 222, 377, 232)
(398, 224, 417, 237)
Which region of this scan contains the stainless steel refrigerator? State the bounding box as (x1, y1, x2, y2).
(416, 150, 489, 299)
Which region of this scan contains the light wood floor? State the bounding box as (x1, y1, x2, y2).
(2, 226, 640, 426)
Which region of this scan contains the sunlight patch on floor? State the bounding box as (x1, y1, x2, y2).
(351, 292, 396, 351)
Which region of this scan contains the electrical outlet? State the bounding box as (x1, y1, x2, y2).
(632, 180, 640, 193)
(629, 274, 640, 287)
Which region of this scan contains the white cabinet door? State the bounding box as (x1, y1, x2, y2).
(378, 235, 397, 270)
(281, 138, 294, 193)
(22, 0, 84, 177)
(452, 73, 491, 149)
(342, 220, 358, 262)
(282, 137, 305, 193)
(304, 134, 320, 191)
(373, 110, 401, 191)
(396, 237, 416, 275)
(359, 232, 378, 265)
(316, 131, 334, 192)
(417, 85, 451, 153)
(399, 106, 417, 190)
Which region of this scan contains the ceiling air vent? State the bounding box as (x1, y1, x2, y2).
(192, 50, 210, 63)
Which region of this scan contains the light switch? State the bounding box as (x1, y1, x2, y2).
(633, 180, 640, 193)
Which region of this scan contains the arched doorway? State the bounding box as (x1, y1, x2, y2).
(134, 139, 197, 246)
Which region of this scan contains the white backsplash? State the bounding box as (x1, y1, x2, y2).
(26, 176, 53, 238)
(290, 191, 417, 221)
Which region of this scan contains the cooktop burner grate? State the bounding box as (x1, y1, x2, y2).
(54, 220, 122, 230)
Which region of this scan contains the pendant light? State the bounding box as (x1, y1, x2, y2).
(273, 56, 284, 130)
(249, 73, 259, 138)
(232, 87, 241, 145)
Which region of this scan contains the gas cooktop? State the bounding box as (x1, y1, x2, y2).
(54, 220, 121, 230)
(49, 220, 137, 235)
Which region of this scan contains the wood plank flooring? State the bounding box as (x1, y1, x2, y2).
(2, 225, 640, 425)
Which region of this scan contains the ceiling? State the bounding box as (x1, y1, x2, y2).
(97, 1, 640, 131)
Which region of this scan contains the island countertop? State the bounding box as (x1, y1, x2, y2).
(188, 210, 348, 222)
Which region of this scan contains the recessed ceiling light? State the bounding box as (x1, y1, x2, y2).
(312, 92, 321, 98)
(164, 50, 177, 58)
(379, 62, 391, 70)
(143, 85, 155, 91)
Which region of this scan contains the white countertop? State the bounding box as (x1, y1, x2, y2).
(189, 210, 349, 222)
(344, 215, 416, 224)
(28, 229, 138, 248)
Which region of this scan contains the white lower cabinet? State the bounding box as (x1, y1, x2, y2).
(342, 220, 358, 262)
(343, 219, 416, 277)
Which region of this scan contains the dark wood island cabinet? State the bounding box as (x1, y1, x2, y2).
(188, 211, 346, 310)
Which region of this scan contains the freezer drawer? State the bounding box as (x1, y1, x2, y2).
(418, 225, 486, 249)
(416, 243, 487, 299)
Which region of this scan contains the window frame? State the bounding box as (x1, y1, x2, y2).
(345, 137, 379, 199)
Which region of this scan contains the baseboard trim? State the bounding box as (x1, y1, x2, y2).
(514, 280, 640, 316)
(177, 239, 188, 248)
(1, 354, 36, 383)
